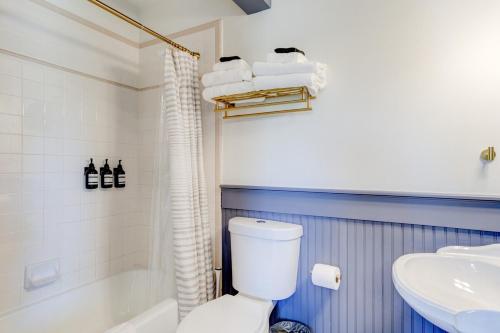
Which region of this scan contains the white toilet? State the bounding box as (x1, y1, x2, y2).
(177, 217, 303, 333)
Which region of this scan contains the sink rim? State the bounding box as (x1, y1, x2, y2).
(393, 246, 500, 333)
(394, 252, 500, 312)
(393, 253, 459, 316)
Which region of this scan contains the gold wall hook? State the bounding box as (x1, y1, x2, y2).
(481, 147, 496, 161)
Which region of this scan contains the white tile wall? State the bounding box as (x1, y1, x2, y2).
(0, 54, 149, 314)
(137, 88, 161, 228)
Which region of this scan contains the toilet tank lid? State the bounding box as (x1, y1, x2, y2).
(229, 217, 303, 241)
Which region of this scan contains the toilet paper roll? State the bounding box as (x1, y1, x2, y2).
(311, 264, 341, 290)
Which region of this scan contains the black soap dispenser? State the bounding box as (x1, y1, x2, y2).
(113, 160, 126, 188)
(84, 158, 99, 189)
(100, 159, 113, 189)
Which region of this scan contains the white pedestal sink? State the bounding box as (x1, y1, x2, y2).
(393, 244, 500, 333)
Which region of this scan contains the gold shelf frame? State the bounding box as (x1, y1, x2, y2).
(87, 0, 200, 58)
(213, 87, 315, 119)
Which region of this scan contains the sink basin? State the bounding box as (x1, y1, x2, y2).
(393, 244, 500, 333)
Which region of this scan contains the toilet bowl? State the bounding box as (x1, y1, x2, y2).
(176, 294, 274, 333)
(176, 217, 303, 333)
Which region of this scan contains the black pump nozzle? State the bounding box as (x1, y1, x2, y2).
(116, 160, 124, 172)
(86, 158, 97, 173)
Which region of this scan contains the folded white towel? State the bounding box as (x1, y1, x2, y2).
(212, 59, 251, 72)
(202, 69, 252, 87)
(266, 52, 308, 64)
(253, 62, 327, 77)
(254, 73, 326, 97)
(202, 81, 255, 103)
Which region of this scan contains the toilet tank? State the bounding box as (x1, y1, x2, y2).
(229, 217, 303, 300)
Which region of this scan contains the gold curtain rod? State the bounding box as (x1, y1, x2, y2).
(87, 0, 200, 58)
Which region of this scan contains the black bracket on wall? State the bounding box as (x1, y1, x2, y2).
(233, 0, 271, 14)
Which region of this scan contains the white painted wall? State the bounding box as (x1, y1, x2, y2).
(221, 0, 500, 197)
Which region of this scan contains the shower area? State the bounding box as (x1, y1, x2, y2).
(0, 0, 220, 332)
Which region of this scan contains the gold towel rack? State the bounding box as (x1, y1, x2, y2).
(213, 87, 315, 119)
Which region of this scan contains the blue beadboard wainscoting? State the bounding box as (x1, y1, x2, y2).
(221, 186, 500, 333)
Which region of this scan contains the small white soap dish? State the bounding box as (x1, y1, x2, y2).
(24, 259, 60, 291)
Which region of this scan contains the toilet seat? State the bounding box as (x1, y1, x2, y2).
(176, 294, 274, 333)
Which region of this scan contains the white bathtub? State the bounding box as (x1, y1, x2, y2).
(0, 270, 178, 333)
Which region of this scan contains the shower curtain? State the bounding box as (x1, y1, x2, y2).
(149, 48, 214, 320)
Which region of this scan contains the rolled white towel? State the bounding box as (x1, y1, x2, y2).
(202, 69, 252, 87)
(253, 62, 327, 77)
(212, 59, 251, 72)
(254, 73, 326, 97)
(202, 81, 255, 103)
(266, 52, 308, 64)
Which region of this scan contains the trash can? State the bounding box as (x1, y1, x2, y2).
(270, 321, 311, 333)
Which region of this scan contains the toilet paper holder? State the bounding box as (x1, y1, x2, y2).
(325, 271, 341, 284)
(310, 264, 342, 290)
(310, 268, 341, 282)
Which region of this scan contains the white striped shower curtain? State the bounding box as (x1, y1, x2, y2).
(150, 48, 214, 320)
